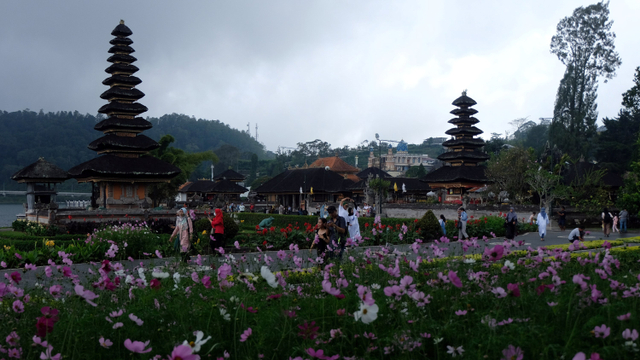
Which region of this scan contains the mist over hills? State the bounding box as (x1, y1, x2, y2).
(0, 110, 268, 190)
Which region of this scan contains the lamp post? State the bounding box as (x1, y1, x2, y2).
(210, 164, 214, 181)
(375, 133, 383, 217)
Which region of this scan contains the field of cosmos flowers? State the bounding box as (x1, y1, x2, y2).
(1, 221, 640, 359)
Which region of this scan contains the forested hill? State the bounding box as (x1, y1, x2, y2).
(0, 110, 267, 190)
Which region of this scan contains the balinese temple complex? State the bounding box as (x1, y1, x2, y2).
(68, 21, 180, 209)
(423, 91, 490, 202)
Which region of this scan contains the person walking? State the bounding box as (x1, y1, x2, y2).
(536, 207, 550, 241)
(439, 214, 447, 236)
(612, 212, 619, 233)
(309, 217, 330, 260)
(602, 208, 613, 237)
(169, 208, 193, 261)
(347, 207, 361, 240)
(458, 207, 469, 240)
(557, 206, 567, 231)
(209, 208, 225, 252)
(619, 208, 629, 233)
(505, 207, 518, 240)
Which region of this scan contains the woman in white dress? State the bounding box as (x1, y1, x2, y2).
(536, 207, 550, 242)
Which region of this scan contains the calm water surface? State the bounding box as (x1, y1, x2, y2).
(0, 204, 25, 227)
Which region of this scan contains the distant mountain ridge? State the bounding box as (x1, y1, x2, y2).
(0, 110, 267, 190)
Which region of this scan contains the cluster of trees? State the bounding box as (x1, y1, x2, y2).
(0, 111, 268, 191)
(483, 1, 640, 216)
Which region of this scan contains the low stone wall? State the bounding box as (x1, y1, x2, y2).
(381, 203, 540, 220)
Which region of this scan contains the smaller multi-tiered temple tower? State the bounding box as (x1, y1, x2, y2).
(69, 21, 180, 209)
(423, 91, 490, 202)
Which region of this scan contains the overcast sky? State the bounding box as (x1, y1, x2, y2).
(1, 0, 639, 152)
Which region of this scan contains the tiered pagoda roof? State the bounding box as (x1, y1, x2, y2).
(423, 92, 489, 185)
(70, 21, 180, 182)
(214, 169, 246, 182)
(12, 158, 69, 183)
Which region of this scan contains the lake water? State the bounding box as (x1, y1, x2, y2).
(0, 204, 25, 227)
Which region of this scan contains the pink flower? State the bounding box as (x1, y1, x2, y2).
(298, 321, 320, 340)
(6, 331, 20, 346)
(201, 276, 211, 289)
(501, 345, 524, 360)
(483, 245, 504, 261)
(15, 252, 22, 260)
(36, 307, 60, 336)
(455, 310, 467, 316)
(573, 353, 603, 360)
(617, 313, 631, 321)
(49, 285, 62, 298)
(622, 328, 639, 341)
(593, 324, 610, 338)
(129, 313, 144, 326)
(74, 284, 99, 306)
(99, 337, 113, 348)
(39, 347, 61, 360)
(12, 299, 24, 313)
(124, 339, 152, 353)
(336, 309, 346, 316)
(32, 335, 48, 348)
(448, 270, 462, 288)
(169, 345, 199, 360)
(25, 263, 37, 271)
(113, 322, 124, 329)
(240, 327, 252, 342)
(150, 279, 161, 290)
(155, 250, 163, 258)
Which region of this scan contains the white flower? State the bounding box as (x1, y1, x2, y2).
(491, 287, 507, 298)
(371, 284, 381, 290)
(219, 308, 231, 321)
(625, 341, 639, 352)
(463, 258, 476, 264)
(446, 345, 464, 357)
(503, 260, 515, 270)
(152, 271, 170, 279)
(260, 266, 278, 288)
(173, 272, 181, 283)
(229, 296, 239, 303)
(125, 275, 134, 284)
(433, 337, 443, 344)
(354, 302, 379, 324)
(182, 331, 211, 352)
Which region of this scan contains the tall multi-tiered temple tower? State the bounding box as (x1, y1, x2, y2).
(69, 21, 180, 209)
(423, 91, 489, 202)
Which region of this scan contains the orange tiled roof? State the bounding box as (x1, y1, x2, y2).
(178, 182, 192, 191)
(309, 156, 359, 173)
(345, 174, 361, 182)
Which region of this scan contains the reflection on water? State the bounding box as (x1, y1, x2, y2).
(0, 204, 26, 227)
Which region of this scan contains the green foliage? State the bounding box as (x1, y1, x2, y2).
(416, 210, 442, 241)
(485, 146, 534, 203)
(223, 214, 239, 240)
(617, 134, 640, 216)
(404, 164, 427, 178)
(549, 1, 621, 159)
(148, 134, 218, 206)
(12, 220, 59, 236)
(193, 218, 210, 234)
(369, 178, 391, 200)
(0, 111, 268, 191)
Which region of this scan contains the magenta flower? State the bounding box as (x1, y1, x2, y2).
(39, 347, 61, 360)
(298, 321, 320, 340)
(15, 252, 22, 260)
(336, 309, 346, 316)
(74, 284, 99, 306)
(507, 283, 521, 297)
(448, 270, 462, 288)
(12, 299, 24, 313)
(455, 310, 467, 316)
(25, 263, 37, 271)
(124, 339, 152, 353)
(201, 276, 212, 289)
(240, 327, 252, 342)
(36, 307, 60, 337)
(9, 271, 21, 284)
(573, 353, 603, 360)
(483, 245, 504, 261)
(49, 285, 62, 298)
(62, 266, 72, 277)
(622, 328, 639, 341)
(128, 313, 144, 326)
(150, 278, 161, 290)
(593, 324, 610, 338)
(617, 313, 631, 321)
(169, 344, 199, 360)
(501, 345, 524, 360)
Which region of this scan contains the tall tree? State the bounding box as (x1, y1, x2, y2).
(485, 147, 534, 204)
(148, 135, 218, 207)
(549, 1, 621, 159)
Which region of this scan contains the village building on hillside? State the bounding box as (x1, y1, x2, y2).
(423, 92, 490, 203)
(176, 169, 248, 204)
(68, 21, 180, 209)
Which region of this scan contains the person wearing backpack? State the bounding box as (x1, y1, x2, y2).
(602, 208, 613, 237)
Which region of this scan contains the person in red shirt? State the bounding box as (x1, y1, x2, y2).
(209, 208, 225, 252)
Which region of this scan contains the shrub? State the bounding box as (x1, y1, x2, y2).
(223, 213, 239, 240)
(416, 210, 442, 241)
(11, 219, 27, 232)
